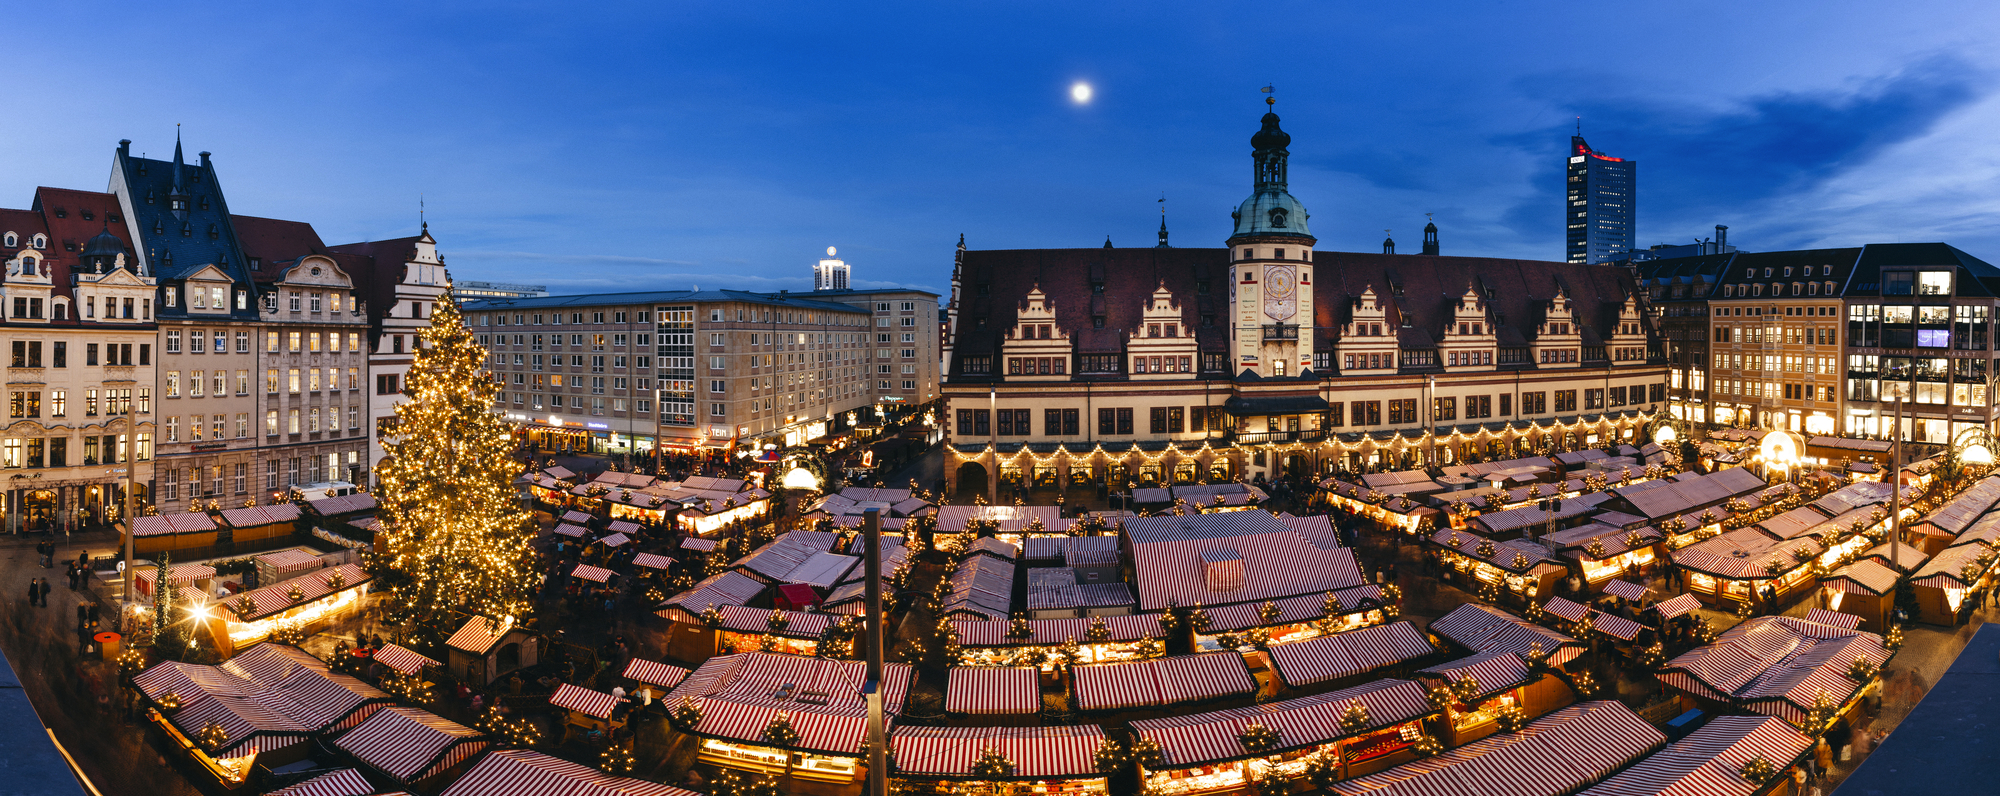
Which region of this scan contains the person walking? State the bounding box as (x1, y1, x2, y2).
(27, 578, 39, 608)
(38, 577, 51, 607)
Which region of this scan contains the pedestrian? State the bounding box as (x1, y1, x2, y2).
(38, 577, 51, 607)
(66, 564, 78, 591)
(27, 578, 39, 608)
(87, 601, 99, 628)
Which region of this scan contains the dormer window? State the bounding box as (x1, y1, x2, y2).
(170, 197, 186, 211)
(30, 234, 45, 250)
(249, 257, 261, 271)
(1783, 267, 1793, 277)
(1762, 268, 1772, 277)
(199, 196, 209, 210)
(165, 287, 178, 307)
(2, 233, 13, 247)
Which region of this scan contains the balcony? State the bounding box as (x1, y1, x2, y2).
(1261, 323, 1299, 341)
(1229, 429, 1325, 445)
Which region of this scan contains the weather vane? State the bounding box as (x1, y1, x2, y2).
(1261, 84, 1275, 106)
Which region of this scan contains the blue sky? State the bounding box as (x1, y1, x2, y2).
(4, 1, 1998, 297)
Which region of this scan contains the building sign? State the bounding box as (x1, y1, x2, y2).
(586, 422, 609, 430)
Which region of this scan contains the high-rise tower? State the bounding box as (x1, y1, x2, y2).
(813, 246, 850, 291)
(1226, 102, 1315, 378)
(1566, 136, 1636, 264)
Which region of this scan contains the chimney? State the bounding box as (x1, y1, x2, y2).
(1714, 225, 1728, 252)
(199, 151, 211, 167)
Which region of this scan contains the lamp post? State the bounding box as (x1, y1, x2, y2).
(119, 411, 139, 604)
(862, 507, 887, 796)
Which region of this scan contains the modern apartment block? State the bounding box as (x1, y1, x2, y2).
(1638, 243, 2000, 448)
(464, 284, 940, 453)
(1566, 136, 1636, 264)
(941, 109, 1667, 500)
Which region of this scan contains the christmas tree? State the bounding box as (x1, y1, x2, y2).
(369, 293, 540, 646)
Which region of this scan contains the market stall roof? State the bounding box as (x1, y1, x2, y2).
(256, 549, 322, 570)
(561, 510, 593, 524)
(1124, 511, 1368, 611)
(664, 652, 913, 756)
(1578, 714, 1811, 796)
(1266, 621, 1436, 689)
(943, 554, 1015, 621)
(731, 530, 839, 583)
(371, 644, 439, 677)
(549, 683, 623, 720)
(131, 563, 217, 592)
(1419, 650, 1536, 699)
(607, 520, 641, 534)
(1473, 493, 1611, 534)
(705, 603, 836, 640)
(1949, 511, 2000, 550)
(132, 644, 389, 759)
(1754, 506, 1840, 540)
(1821, 559, 1900, 596)
(1861, 541, 1926, 572)
(934, 505, 1070, 534)
(952, 614, 1162, 647)
(1670, 528, 1820, 580)
(680, 537, 718, 552)
(1331, 701, 1665, 796)
(552, 523, 589, 538)
(1803, 609, 1861, 630)
(309, 494, 379, 516)
(1203, 584, 1385, 633)
(783, 551, 859, 589)
(1427, 603, 1581, 662)
(227, 564, 371, 623)
(1918, 475, 2000, 535)
(1278, 513, 1341, 550)
(1657, 615, 1890, 727)
(542, 466, 577, 481)
(596, 532, 631, 547)
(445, 615, 525, 656)
(1073, 652, 1256, 712)
(266, 768, 382, 796)
(570, 563, 615, 583)
(892, 725, 1106, 780)
(966, 536, 1019, 561)
(658, 570, 766, 614)
(622, 658, 691, 691)
(1911, 542, 1993, 589)
(131, 513, 218, 537)
(1601, 580, 1648, 601)
(438, 749, 698, 796)
(1130, 678, 1433, 768)
(632, 552, 675, 570)
(1649, 594, 1701, 619)
(1612, 467, 1766, 519)
(333, 706, 488, 784)
(1430, 528, 1563, 574)
(219, 503, 302, 528)
(945, 667, 1041, 715)
(1024, 576, 1136, 612)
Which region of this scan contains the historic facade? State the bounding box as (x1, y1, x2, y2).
(941, 108, 1668, 500)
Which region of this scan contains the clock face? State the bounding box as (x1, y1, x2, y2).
(1264, 265, 1298, 320)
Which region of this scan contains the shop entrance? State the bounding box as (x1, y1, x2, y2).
(955, 462, 989, 499)
(23, 489, 56, 532)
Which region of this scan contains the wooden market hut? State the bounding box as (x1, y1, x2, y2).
(1539, 522, 1666, 591)
(443, 615, 540, 686)
(890, 725, 1109, 796)
(663, 652, 913, 793)
(950, 614, 1165, 668)
(1330, 702, 1665, 796)
(1130, 678, 1438, 794)
(1262, 621, 1438, 695)
(215, 504, 304, 550)
(1669, 527, 1820, 609)
(550, 683, 627, 744)
(220, 564, 372, 648)
(127, 513, 220, 557)
(130, 645, 390, 786)
(1656, 615, 1890, 730)
(1909, 542, 1996, 626)
(1419, 603, 1587, 745)
(1575, 714, 1813, 796)
(437, 749, 699, 796)
(332, 706, 489, 791)
(1429, 528, 1568, 604)
(1819, 558, 1901, 632)
(132, 562, 216, 598)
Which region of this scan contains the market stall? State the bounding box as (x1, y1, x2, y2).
(220, 564, 371, 648)
(1329, 701, 1665, 796)
(253, 549, 324, 587)
(1194, 584, 1389, 647)
(621, 658, 691, 706)
(1071, 652, 1256, 713)
(437, 749, 699, 796)
(1540, 523, 1664, 590)
(1656, 615, 1890, 730)
(1819, 559, 1900, 633)
(370, 643, 439, 678)
(443, 615, 540, 686)
(1909, 542, 1996, 626)
(132, 562, 217, 598)
(1670, 528, 1820, 609)
(706, 603, 836, 656)
(332, 706, 489, 790)
(952, 614, 1165, 669)
(665, 652, 912, 788)
(944, 666, 1042, 721)
(891, 724, 1109, 796)
(127, 513, 221, 557)
(1130, 678, 1437, 794)
(216, 504, 303, 549)
(1575, 714, 1812, 796)
(1429, 528, 1567, 604)
(1263, 621, 1436, 692)
(132, 645, 389, 787)
(551, 683, 626, 744)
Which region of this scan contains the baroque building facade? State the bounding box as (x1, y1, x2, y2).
(941, 108, 1668, 500)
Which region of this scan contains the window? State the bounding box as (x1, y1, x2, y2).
(996, 408, 1031, 435)
(1432, 397, 1456, 422)
(1554, 390, 1577, 412)
(1584, 388, 1604, 409)
(956, 408, 990, 436)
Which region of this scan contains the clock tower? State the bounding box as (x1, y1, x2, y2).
(1227, 102, 1316, 378)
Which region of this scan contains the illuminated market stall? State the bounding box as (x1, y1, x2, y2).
(1428, 529, 1567, 604)
(1540, 523, 1663, 590)
(1071, 652, 1257, 714)
(1819, 558, 1901, 632)
(952, 614, 1164, 668)
(891, 725, 1110, 796)
(706, 603, 837, 656)
(1909, 541, 1996, 626)
(664, 652, 912, 787)
(1263, 621, 1438, 693)
(220, 564, 372, 648)
(131, 645, 390, 788)
(332, 706, 489, 791)
(945, 666, 1042, 722)
(437, 749, 699, 796)
(1130, 678, 1438, 794)
(1669, 528, 1820, 608)
(1574, 714, 1812, 796)
(1419, 604, 1586, 745)
(127, 513, 221, 557)
(1329, 701, 1665, 796)
(1655, 615, 1890, 730)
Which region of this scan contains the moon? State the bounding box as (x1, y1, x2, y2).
(1070, 82, 1093, 104)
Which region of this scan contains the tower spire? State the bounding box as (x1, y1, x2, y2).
(1156, 194, 1169, 248)
(420, 194, 427, 234)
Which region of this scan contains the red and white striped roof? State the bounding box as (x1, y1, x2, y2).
(1658, 616, 1889, 727)
(622, 659, 691, 690)
(131, 513, 219, 537)
(370, 644, 439, 677)
(1130, 679, 1433, 768)
(1911, 542, 1992, 589)
(333, 706, 487, 783)
(892, 725, 1106, 780)
(1592, 612, 1648, 642)
(1601, 580, 1649, 601)
(598, 532, 632, 547)
(945, 667, 1041, 715)
(570, 563, 616, 583)
(1124, 512, 1368, 611)
(131, 563, 216, 592)
(952, 614, 1162, 647)
(632, 552, 675, 570)
(1073, 652, 1256, 712)
(439, 749, 697, 796)
(1203, 585, 1387, 633)
(1803, 609, 1861, 630)
(1650, 594, 1701, 619)
(1331, 701, 1665, 796)
(552, 523, 589, 537)
(709, 603, 835, 640)
(1577, 714, 1810, 796)
(1671, 528, 1820, 580)
(220, 503, 303, 528)
(1542, 597, 1590, 623)
(664, 652, 914, 755)
(1419, 651, 1535, 699)
(266, 768, 376, 796)
(1428, 604, 1581, 660)
(1822, 559, 1899, 596)
(550, 683, 623, 720)
(561, 510, 594, 523)
(445, 616, 523, 655)
(1267, 621, 1436, 688)
(227, 564, 371, 622)
(134, 645, 389, 757)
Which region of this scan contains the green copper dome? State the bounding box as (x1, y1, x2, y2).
(1229, 111, 1314, 243)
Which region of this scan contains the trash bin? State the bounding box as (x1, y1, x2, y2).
(95, 632, 120, 661)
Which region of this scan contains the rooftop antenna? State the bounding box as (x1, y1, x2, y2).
(1576, 117, 1582, 136)
(420, 194, 426, 233)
